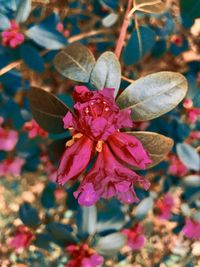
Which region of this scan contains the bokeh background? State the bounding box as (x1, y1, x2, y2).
(0, 0, 200, 266)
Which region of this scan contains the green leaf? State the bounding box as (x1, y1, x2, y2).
(128, 131, 173, 169)
(90, 51, 121, 96)
(54, 43, 95, 82)
(15, 0, 31, 23)
(0, 14, 10, 30)
(135, 196, 154, 219)
(28, 87, 70, 133)
(177, 143, 200, 171)
(96, 233, 127, 256)
(123, 26, 156, 65)
(19, 203, 39, 227)
(183, 175, 200, 187)
(79, 206, 97, 235)
(135, 0, 166, 14)
(117, 71, 188, 121)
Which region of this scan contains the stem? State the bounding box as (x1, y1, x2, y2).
(114, 0, 133, 59)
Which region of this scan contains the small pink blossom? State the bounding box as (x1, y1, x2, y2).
(66, 244, 103, 267)
(0, 157, 25, 176)
(183, 99, 200, 124)
(189, 131, 200, 141)
(183, 218, 200, 239)
(122, 223, 145, 250)
(171, 35, 183, 46)
(168, 154, 188, 177)
(23, 119, 48, 139)
(0, 117, 18, 151)
(1, 20, 24, 48)
(57, 86, 151, 205)
(155, 193, 175, 220)
(9, 226, 34, 250)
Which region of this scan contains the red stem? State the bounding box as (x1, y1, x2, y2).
(115, 0, 133, 59)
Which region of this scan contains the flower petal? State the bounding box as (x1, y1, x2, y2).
(57, 136, 93, 185)
(108, 132, 152, 169)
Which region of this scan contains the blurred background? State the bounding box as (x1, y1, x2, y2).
(0, 0, 200, 266)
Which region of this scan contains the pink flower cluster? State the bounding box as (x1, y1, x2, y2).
(0, 117, 18, 151)
(155, 193, 175, 220)
(122, 223, 145, 250)
(1, 20, 24, 48)
(9, 226, 34, 250)
(66, 244, 103, 267)
(57, 86, 151, 206)
(183, 218, 200, 239)
(24, 119, 48, 139)
(0, 157, 25, 176)
(168, 154, 188, 177)
(183, 99, 200, 124)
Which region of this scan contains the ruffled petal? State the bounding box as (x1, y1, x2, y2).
(108, 132, 152, 169)
(57, 136, 93, 185)
(117, 108, 133, 128)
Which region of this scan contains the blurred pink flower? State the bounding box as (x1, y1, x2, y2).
(0, 157, 25, 176)
(9, 226, 34, 250)
(155, 193, 175, 220)
(183, 99, 200, 124)
(189, 131, 200, 141)
(183, 218, 200, 239)
(1, 20, 24, 48)
(57, 86, 151, 206)
(122, 223, 145, 250)
(66, 244, 103, 267)
(168, 155, 188, 177)
(0, 117, 18, 151)
(23, 119, 48, 139)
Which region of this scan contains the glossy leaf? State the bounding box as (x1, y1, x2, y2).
(96, 233, 127, 256)
(54, 43, 95, 82)
(90, 51, 121, 96)
(177, 143, 200, 171)
(123, 26, 156, 65)
(15, 0, 31, 23)
(135, 0, 166, 14)
(20, 44, 45, 73)
(117, 71, 188, 121)
(102, 13, 118, 27)
(0, 14, 10, 30)
(128, 131, 174, 169)
(28, 87, 70, 133)
(183, 175, 200, 187)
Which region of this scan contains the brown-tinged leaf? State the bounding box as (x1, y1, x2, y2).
(28, 87, 70, 133)
(54, 43, 95, 82)
(135, 0, 166, 14)
(128, 131, 174, 169)
(117, 71, 188, 121)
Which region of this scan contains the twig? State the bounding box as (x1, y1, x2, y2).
(114, 0, 133, 59)
(121, 75, 135, 83)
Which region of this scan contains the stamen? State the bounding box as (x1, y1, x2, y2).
(66, 133, 83, 147)
(96, 140, 103, 152)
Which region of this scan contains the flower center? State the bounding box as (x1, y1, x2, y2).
(84, 99, 110, 118)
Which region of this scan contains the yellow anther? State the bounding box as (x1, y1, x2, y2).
(65, 133, 83, 147)
(96, 140, 103, 152)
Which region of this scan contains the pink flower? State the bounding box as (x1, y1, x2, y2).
(155, 193, 175, 220)
(9, 226, 34, 250)
(183, 99, 200, 124)
(122, 223, 145, 250)
(0, 117, 18, 151)
(66, 244, 103, 267)
(0, 157, 25, 176)
(189, 131, 200, 141)
(23, 119, 48, 139)
(57, 86, 151, 205)
(168, 154, 188, 177)
(183, 218, 200, 239)
(1, 20, 24, 48)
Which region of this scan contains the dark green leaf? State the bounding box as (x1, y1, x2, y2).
(177, 143, 200, 171)
(123, 26, 156, 65)
(41, 183, 56, 209)
(135, 196, 154, 219)
(54, 43, 95, 82)
(28, 87, 70, 133)
(0, 14, 10, 30)
(78, 206, 97, 235)
(117, 71, 188, 121)
(19, 203, 39, 227)
(15, 0, 31, 23)
(90, 51, 121, 96)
